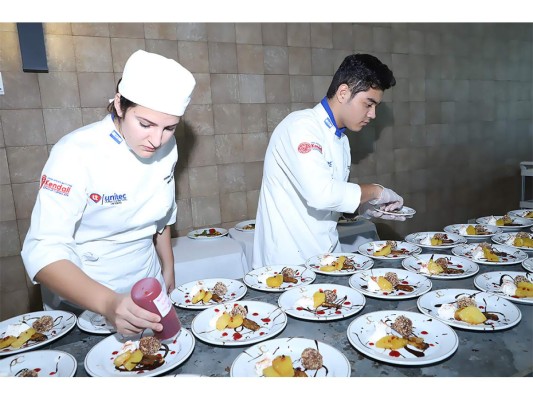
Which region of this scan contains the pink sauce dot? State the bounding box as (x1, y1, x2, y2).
(261, 318, 271, 323)
(35, 368, 42, 372)
(389, 350, 401, 357)
(344, 301, 351, 305)
(296, 307, 304, 311)
(214, 308, 220, 312)
(369, 342, 374, 346)
(185, 300, 191, 303)
(457, 265, 463, 268)
(429, 343, 435, 347)
(252, 312, 259, 316)
(398, 292, 405, 296)
(335, 310, 342, 314)
(316, 310, 325, 315)
(479, 306, 485, 309)
(222, 332, 228, 337)
(231, 293, 236, 296)
(383, 293, 389, 296)
(112, 351, 119, 355)
(170, 351, 176, 355)
(421, 330, 428, 335)
(259, 332, 265, 336)
(393, 255, 398, 258)
(233, 332, 242, 340)
(49, 371, 56, 375)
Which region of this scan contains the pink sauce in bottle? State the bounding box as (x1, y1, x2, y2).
(131, 277, 181, 340)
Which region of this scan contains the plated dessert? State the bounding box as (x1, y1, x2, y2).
(451, 242, 528, 265)
(170, 278, 247, 309)
(243, 265, 316, 292)
(348, 268, 432, 300)
(358, 240, 422, 260)
(347, 310, 458, 366)
(0, 350, 77, 377)
(508, 209, 533, 219)
(187, 227, 228, 239)
(305, 253, 373, 275)
(235, 219, 256, 231)
(492, 232, 533, 251)
(523, 258, 533, 273)
(402, 254, 479, 279)
(372, 205, 416, 217)
(443, 223, 501, 241)
(474, 271, 533, 305)
(404, 231, 466, 249)
(77, 310, 115, 334)
(476, 215, 533, 231)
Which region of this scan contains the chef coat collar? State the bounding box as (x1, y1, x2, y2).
(320, 96, 345, 138)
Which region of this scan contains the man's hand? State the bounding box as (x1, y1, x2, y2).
(358, 185, 409, 221)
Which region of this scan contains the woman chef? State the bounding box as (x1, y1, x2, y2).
(253, 54, 407, 268)
(21, 50, 195, 335)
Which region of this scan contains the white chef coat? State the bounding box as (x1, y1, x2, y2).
(252, 101, 362, 268)
(22, 114, 177, 308)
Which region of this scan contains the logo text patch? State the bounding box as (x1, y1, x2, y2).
(40, 175, 72, 196)
(297, 142, 322, 154)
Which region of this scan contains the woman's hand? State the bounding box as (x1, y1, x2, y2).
(106, 293, 163, 336)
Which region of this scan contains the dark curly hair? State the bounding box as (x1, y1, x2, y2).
(106, 78, 137, 120)
(326, 54, 396, 100)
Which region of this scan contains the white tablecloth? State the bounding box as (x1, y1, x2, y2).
(337, 219, 380, 252)
(171, 236, 248, 286)
(228, 227, 255, 269)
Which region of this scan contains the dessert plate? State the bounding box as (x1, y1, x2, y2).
(476, 216, 533, 232)
(191, 301, 287, 347)
(358, 241, 422, 260)
(243, 265, 316, 292)
(77, 310, 115, 335)
(348, 268, 432, 300)
(347, 310, 458, 366)
(187, 227, 228, 240)
(0, 310, 77, 356)
(508, 209, 533, 219)
(491, 232, 533, 252)
(443, 224, 501, 240)
(235, 219, 256, 232)
(451, 243, 528, 265)
(401, 254, 479, 280)
(84, 328, 195, 377)
(277, 284, 365, 322)
(523, 258, 533, 273)
(305, 253, 373, 276)
(474, 271, 533, 305)
(404, 231, 466, 250)
(230, 337, 351, 377)
(170, 278, 247, 309)
(0, 350, 77, 377)
(373, 205, 416, 217)
(417, 289, 522, 331)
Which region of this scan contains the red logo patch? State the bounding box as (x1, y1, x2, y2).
(90, 193, 102, 203)
(298, 142, 311, 153)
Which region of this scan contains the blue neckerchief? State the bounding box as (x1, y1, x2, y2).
(320, 97, 345, 138)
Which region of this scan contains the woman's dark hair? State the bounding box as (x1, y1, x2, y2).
(106, 78, 137, 119)
(326, 54, 396, 100)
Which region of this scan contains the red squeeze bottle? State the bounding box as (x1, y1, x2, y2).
(130, 277, 181, 340)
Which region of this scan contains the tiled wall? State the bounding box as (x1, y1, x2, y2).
(0, 22, 532, 319)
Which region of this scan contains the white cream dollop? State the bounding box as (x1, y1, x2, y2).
(295, 295, 314, 309)
(438, 303, 457, 320)
(458, 225, 469, 235)
(369, 320, 391, 343)
(420, 235, 433, 246)
(119, 340, 137, 355)
(5, 322, 31, 337)
(255, 354, 274, 376)
(471, 245, 485, 260)
(367, 276, 381, 292)
(372, 242, 387, 252)
(500, 276, 517, 296)
(487, 216, 498, 225)
(419, 262, 430, 274)
(320, 254, 337, 266)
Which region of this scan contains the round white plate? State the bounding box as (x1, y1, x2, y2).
(523, 258, 533, 272)
(235, 219, 256, 232)
(347, 310, 458, 366)
(191, 301, 287, 347)
(77, 311, 115, 335)
(401, 254, 479, 280)
(305, 253, 374, 276)
(170, 278, 247, 309)
(0, 310, 77, 356)
(474, 271, 533, 305)
(358, 241, 422, 260)
(277, 284, 365, 322)
(451, 243, 528, 265)
(508, 209, 533, 219)
(84, 328, 195, 377)
(405, 231, 467, 249)
(230, 337, 351, 377)
(243, 265, 316, 292)
(0, 349, 77, 377)
(443, 224, 501, 240)
(476, 215, 533, 231)
(373, 205, 416, 217)
(348, 268, 432, 300)
(417, 289, 522, 331)
(187, 227, 228, 240)
(491, 232, 533, 252)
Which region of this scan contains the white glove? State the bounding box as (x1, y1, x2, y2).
(358, 185, 407, 221)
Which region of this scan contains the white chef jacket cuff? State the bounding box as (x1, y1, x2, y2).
(340, 183, 362, 213)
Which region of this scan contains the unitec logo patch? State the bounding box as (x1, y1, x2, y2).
(89, 192, 128, 205)
(40, 175, 72, 196)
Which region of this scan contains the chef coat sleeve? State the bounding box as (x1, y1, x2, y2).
(21, 139, 87, 283)
(272, 118, 361, 213)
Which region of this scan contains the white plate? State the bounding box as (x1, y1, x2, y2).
(373, 205, 416, 216)
(492, 232, 533, 252)
(0, 350, 77, 377)
(243, 265, 316, 292)
(187, 227, 228, 240)
(451, 243, 528, 265)
(523, 258, 533, 272)
(417, 289, 522, 331)
(358, 241, 422, 260)
(444, 224, 501, 240)
(170, 278, 247, 309)
(77, 311, 115, 335)
(401, 254, 480, 280)
(474, 271, 533, 305)
(0, 310, 77, 356)
(304, 253, 374, 276)
(337, 215, 362, 224)
(404, 231, 467, 249)
(347, 310, 458, 366)
(348, 268, 432, 300)
(277, 284, 365, 322)
(191, 301, 287, 346)
(508, 209, 533, 219)
(235, 219, 256, 232)
(230, 337, 351, 377)
(476, 215, 533, 231)
(84, 328, 195, 377)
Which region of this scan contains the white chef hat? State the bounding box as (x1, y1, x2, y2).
(118, 50, 196, 116)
